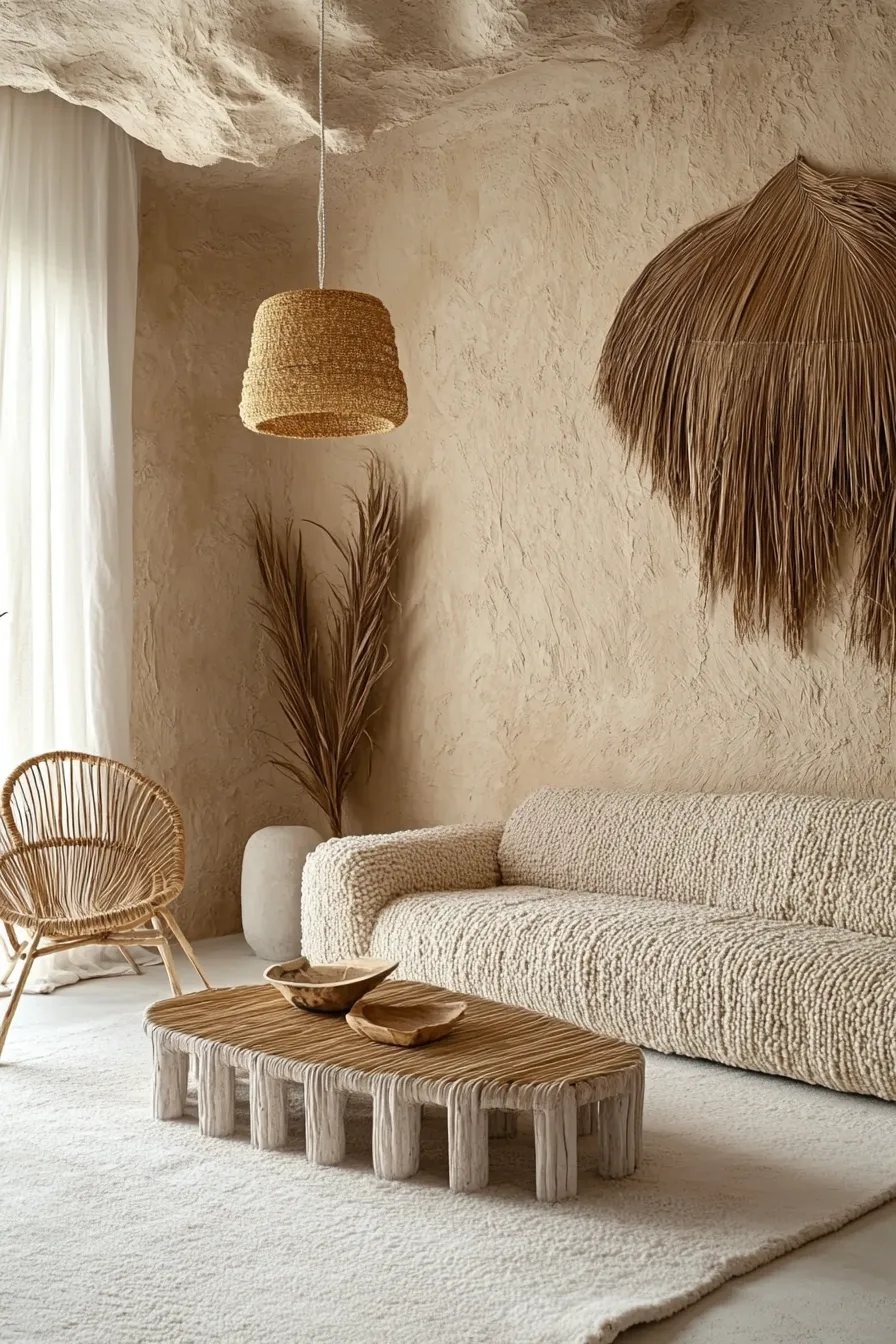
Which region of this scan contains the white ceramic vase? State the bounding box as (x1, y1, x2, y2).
(240, 825, 323, 963)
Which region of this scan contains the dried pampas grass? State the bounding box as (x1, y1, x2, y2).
(252, 455, 401, 837)
(597, 156, 896, 666)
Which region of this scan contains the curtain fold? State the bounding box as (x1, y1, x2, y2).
(0, 88, 143, 991)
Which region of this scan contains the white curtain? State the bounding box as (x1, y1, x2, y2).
(0, 88, 150, 990)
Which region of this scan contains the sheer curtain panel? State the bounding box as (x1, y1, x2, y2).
(0, 88, 141, 989)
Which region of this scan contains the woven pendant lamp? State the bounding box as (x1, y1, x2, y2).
(241, 289, 407, 437)
(240, 1, 407, 439)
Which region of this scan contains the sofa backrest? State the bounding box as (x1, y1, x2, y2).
(498, 786, 896, 937)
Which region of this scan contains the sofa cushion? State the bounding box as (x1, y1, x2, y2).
(368, 885, 896, 1100)
(498, 787, 896, 937)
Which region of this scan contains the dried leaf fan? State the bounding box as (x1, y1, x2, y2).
(597, 157, 896, 665)
(251, 455, 401, 837)
(240, 0, 407, 438)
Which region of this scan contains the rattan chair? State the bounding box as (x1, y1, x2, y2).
(0, 751, 212, 1059)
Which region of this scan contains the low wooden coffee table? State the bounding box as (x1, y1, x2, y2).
(144, 980, 644, 1202)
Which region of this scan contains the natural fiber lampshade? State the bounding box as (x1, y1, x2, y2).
(240, 288, 408, 438)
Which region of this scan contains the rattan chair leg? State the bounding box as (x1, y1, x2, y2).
(1, 943, 21, 987)
(1, 923, 22, 986)
(152, 918, 183, 996)
(161, 911, 213, 990)
(119, 946, 143, 975)
(0, 935, 28, 989)
(0, 930, 41, 1060)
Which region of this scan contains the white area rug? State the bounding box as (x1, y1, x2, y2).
(3, 1008, 896, 1344)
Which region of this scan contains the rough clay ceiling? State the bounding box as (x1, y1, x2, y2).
(0, 1, 694, 166)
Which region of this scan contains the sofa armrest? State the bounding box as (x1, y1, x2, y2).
(301, 823, 504, 962)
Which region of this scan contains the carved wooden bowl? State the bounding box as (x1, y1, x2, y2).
(264, 956, 399, 1013)
(345, 996, 467, 1047)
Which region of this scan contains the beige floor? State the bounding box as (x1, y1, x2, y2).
(10, 934, 896, 1343)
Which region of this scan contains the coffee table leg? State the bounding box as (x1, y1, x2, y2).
(197, 1052, 235, 1137)
(305, 1073, 346, 1166)
(534, 1091, 578, 1202)
(448, 1092, 489, 1193)
(488, 1110, 518, 1138)
(249, 1060, 289, 1150)
(596, 1067, 644, 1178)
(372, 1081, 421, 1180)
(152, 1037, 188, 1120)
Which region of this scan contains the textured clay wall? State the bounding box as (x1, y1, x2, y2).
(135, 0, 896, 932)
(133, 175, 319, 936)
(305, 0, 896, 833)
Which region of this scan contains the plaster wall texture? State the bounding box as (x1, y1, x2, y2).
(301, 0, 896, 836)
(132, 177, 320, 936)
(133, 0, 896, 931)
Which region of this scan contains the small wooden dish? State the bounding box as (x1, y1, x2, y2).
(346, 996, 466, 1047)
(264, 956, 398, 1014)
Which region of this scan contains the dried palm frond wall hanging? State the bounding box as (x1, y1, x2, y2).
(597, 157, 896, 666)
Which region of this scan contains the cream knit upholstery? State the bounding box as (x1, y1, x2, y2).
(369, 888, 896, 1100)
(301, 823, 503, 963)
(499, 787, 896, 936)
(301, 788, 896, 1100)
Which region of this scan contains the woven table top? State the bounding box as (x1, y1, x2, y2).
(144, 980, 642, 1086)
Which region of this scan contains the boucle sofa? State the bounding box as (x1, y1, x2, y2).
(302, 786, 896, 1101)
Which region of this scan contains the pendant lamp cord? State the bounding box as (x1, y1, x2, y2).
(317, 0, 327, 289)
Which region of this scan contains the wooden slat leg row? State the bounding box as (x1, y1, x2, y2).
(197, 1052, 235, 1137)
(152, 1038, 188, 1120)
(304, 1070, 346, 1166)
(249, 1060, 289, 1150)
(534, 1090, 578, 1202)
(372, 1078, 421, 1180)
(144, 984, 645, 1204)
(596, 1066, 644, 1178)
(448, 1091, 489, 1193)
